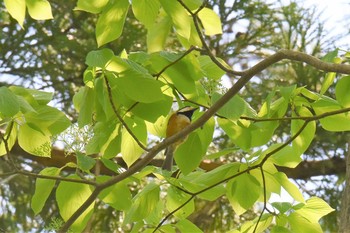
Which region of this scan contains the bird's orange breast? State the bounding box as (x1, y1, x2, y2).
(166, 113, 191, 139)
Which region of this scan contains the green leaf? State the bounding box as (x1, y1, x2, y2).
(212, 93, 246, 120)
(124, 183, 160, 224)
(147, 14, 172, 53)
(321, 49, 339, 62)
(75, 0, 108, 13)
(176, 219, 203, 233)
(121, 116, 147, 167)
(271, 202, 293, 214)
(160, 0, 191, 39)
(288, 212, 323, 233)
(25, 0, 53, 20)
(96, 0, 130, 47)
(31, 167, 60, 215)
(228, 173, 261, 213)
(175, 133, 203, 175)
(198, 8, 222, 35)
(274, 172, 304, 203)
(0, 121, 18, 156)
(131, 96, 173, 123)
(10, 86, 54, 108)
(98, 176, 132, 211)
(182, 0, 203, 10)
(166, 186, 194, 218)
(4, 0, 26, 27)
(85, 120, 120, 156)
(176, 18, 202, 48)
(100, 158, 122, 174)
(56, 175, 94, 232)
(149, 53, 196, 94)
(197, 115, 215, 153)
(76, 153, 96, 172)
(85, 48, 114, 68)
(0, 87, 20, 117)
(24, 105, 71, 135)
(198, 55, 226, 80)
(18, 123, 51, 157)
(292, 107, 315, 154)
(320, 49, 339, 95)
(271, 226, 293, 233)
(312, 97, 350, 131)
(336, 76, 350, 107)
(191, 163, 240, 200)
(113, 76, 164, 103)
(73, 87, 95, 127)
(131, 0, 160, 28)
(295, 197, 334, 223)
(218, 118, 279, 150)
(269, 145, 302, 168)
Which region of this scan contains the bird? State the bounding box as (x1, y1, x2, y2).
(162, 106, 198, 171)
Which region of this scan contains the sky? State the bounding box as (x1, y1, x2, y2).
(302, 0, 350, 47)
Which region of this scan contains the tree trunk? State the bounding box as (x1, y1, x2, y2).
(339, 141, 350, 232)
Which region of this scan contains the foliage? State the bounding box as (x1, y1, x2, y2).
(2, 0, 350, 232)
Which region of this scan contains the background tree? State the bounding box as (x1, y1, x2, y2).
(1, 0, 350, 232)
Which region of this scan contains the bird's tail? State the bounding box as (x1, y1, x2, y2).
(162, 145, 175, 171)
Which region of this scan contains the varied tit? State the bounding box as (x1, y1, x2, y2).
(162, 106, 198, 171)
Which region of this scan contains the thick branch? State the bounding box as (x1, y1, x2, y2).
(10, 145, 346, 180)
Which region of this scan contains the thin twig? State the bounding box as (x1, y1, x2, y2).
(253, 167, 267, 233)
(59, 47, 350, 231)
(18, 170, 97, 185)
(103, 75, 149, 151)
(152, 46, 200, 79)
(153, 195, 196, 232)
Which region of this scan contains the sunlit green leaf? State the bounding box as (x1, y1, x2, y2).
(0, 87, 20, 117)
(274, 172, 304, 203)
(336, 76, 350, 107)
(85, 48, 114, 68)
(288, 212, 323, 233)
(166, 186, 194, 218)
(320, 49, 339, 95)
(160, 0, 191, 39)
(228, 173, 261, 213)
(98, 176, 132, 211)
(295, 197, 334, 223)
(4, 0, 26, 27)
(271, 202, 293, 214)
(269, 145, 302, 168)
(26, 0, 53, 20)
(56, 175, 94, 232)
(31, 167, 61, 215)
(76, 153, 96, 172)
(291, 107, 315, 154)
(147, 14, 172, 53)
(75, 0, 108, 13)
(24, 105, 71, 135)
(312, 96, 350, 131)
(131, 0, 160, 28)
(212, 93, 246, 120)
(124, 183, 160, 223)
(121, 116, 147, 167)
(96, 0, 130, 47)
(176, 219, 203, 233)
(18, 123, 51, 157)
(198, 7, 222, 35)
(150, 53, 196, 93)
(198, 55, 226, 80)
